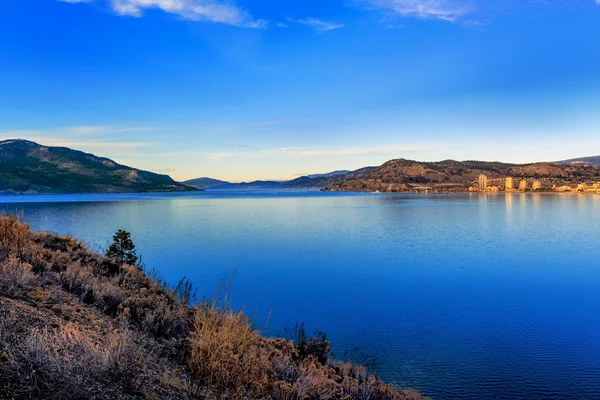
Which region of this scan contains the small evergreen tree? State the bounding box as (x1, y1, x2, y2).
(106, 229, 138, 265)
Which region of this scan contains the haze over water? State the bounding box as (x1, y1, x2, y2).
(2, 191, 599, 399)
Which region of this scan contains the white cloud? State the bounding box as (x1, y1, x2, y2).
(110, 0, 267, 28)
(59, 0, 266, 28)
(277, 22, 288, 28)
(364, 0, 474, 22)
(292, 17, 344, 32)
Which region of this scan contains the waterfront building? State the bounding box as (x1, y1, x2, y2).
(532, 180, 542, 190)
(519, 180, 528, 191)
(506, 177, 514, 191)
(478, 174, 488, 191)
(555, 185, 572, 192)
(577, 183, 588, 191)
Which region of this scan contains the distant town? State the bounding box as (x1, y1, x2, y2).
(470, 175, 600, 193)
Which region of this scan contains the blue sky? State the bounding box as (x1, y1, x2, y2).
(1, 0, 599, 181)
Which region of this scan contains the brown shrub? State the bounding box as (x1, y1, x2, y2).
(184, 303, 273, 399)
(89, 280, 127, 316)
(1, 319, 146, 399)
(129, 295, 190, 340)
(58, 261, 93, 296)
(102, 328, 150, 392)
(292, 357, 341, 399)
(4, 323, 106, 397)
(0, 258, 37, 298)
(0, 214, 30, 260)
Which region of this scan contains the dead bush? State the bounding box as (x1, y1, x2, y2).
(59, 261, 93, 296)
(289, 322, 332, 365)
(103, 328, 149, 392)
(0, 214, 30, 260)
(89, 281, 126, 316)
(0, 258, 37, 298)
(184, 303, 273, 399)
(4, 323, 108, 398)
(290, 357, 341, 399)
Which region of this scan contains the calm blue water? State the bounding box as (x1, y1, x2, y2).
(2, 191, 600, 399)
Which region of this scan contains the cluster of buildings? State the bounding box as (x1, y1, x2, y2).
(555, 183, 600, 192)
(471, 174, 600, 193)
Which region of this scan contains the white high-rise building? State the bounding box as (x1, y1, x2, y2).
(519, 180, 528, 191)
(478, 174, 488, 191)
(506, 177, 514, 191)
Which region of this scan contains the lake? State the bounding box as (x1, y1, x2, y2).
(1, 191, 599, 399)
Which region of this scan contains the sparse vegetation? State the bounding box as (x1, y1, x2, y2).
(0, 214, 429, 399)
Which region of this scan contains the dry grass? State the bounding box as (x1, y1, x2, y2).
(0, 214, 430, 400)
(0, 258, 36, 298)
(0, 213, 30, 259)
(185, 303, 273, 399)
(6, 323, 107, 396)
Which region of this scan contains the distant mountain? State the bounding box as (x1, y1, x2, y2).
(183, 177, 230, 189)
(306, 170, 350, 179)
(185, 167, 376, 191)
(209, 180, 282, 190)
(282, 167, 375, 189)
(0, 139, 196, 194)
(556, 156, 600, 168)
(327, 159, 600, 192)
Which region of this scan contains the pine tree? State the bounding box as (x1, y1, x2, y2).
(106, 229, 138, 265)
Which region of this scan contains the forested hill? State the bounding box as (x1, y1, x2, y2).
(0, 139, 196, 194)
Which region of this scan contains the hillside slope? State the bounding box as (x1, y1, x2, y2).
(328, 159, 600, 192)
(557, 156, 600, 168)
(0, 215, 427, 400)
(0, 140, 195, 194)
(182, 177, 229, 189)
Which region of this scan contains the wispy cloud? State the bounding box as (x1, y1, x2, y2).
(151, 167, 176, 174)
(1, 136, 152, 151)
(66, 125, 156, 135)
(4, 125, 155, 137)
(0, 126, 155, 152)
(364, 0, 474, 22)
(363, 0, 600, 23)
(59, 0, 266, 28)
(278, 145, 435, 158)
(209, 152, 233, 160)
(291, 17, 345, 32)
